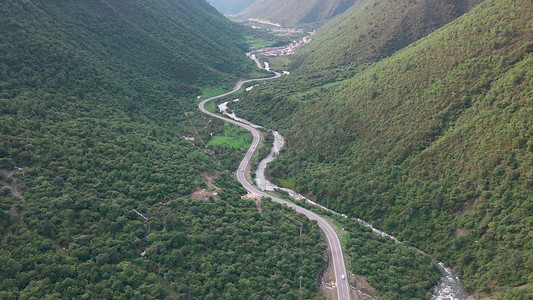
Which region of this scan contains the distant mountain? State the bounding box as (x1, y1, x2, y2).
(234, 0, 533, 297)
(237, 0, 357, 26)
(207, 0, 257, 14)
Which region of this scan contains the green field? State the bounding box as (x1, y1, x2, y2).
(244, 34, 274, 48)
(197, 69, 270, 106)
(207, 136, 250, 148)
(198, 86, 230, 99)
(264, 56, 292, 71)
(207, 123, 252, 149)
(276, 177, 295, 189)
(205, 100, 217, 113)
(244, 69, 272, 79)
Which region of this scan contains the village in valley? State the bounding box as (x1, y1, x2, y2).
(249, 36, 312, 56)
(237, 17, 315, 57)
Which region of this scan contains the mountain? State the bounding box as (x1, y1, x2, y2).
(290, 0, 483, 78)
(207, 0, 257, 14)
(237, 0, 357, 26)
(0, 0, 325, 298)
(234, 0, 533, 297)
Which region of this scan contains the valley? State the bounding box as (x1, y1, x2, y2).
(208, 53, 468, 299)
(199, 54, 355, 299)
(232, 0, 532, 298)
(1, 0, 531, 299)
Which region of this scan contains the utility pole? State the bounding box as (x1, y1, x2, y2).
(299, 276, 303, 300)
(299, 223, 303, 300)
(299, 223, 303, 267)
(299, 223, 303, 249)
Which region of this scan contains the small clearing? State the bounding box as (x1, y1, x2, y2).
(241, 193, 262, 215)
(3, 170, 25, 205)
(455, 228, 469, 237)
(255, 198, 263, 215)
(190, 173, 221, 201)
(466, 294, 492, 300)
(190, 189, 217, 201)
(207, 136, 250, 148)
(1, 170, 27, 243)
(203, 172, 219, 189)
(351, 275, 378, 300)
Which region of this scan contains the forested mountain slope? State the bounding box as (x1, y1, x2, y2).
(290, 0, 483, 78)
(1, 0, 254, 91)
(235, 0, 533, 297)
(237, 0, 357, 26)
(207, 0, 257, 14)
(0, 0, 325, 298)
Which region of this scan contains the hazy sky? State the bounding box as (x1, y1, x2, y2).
(206, 0, 257, 14)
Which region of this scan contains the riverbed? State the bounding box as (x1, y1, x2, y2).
(217, 55, 467, 300)
(253, 130, 467, 300)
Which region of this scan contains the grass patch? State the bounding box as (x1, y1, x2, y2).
(340, 232, 351, 246)
(207, 136, 250, 148)
(244, 69, 272, 79)
(207, 123, 252, 149)
(244, 34, 275, 48)
(198, 86, 230, 100)
(276, 177, 294, 189)
(333, 220, 343, 231)
(196, 70, 271, 105)
(205, 100, 217, 113)
(265, 56, 292, 71)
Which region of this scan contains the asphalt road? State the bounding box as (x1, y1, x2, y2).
(198, 71, 351, 300)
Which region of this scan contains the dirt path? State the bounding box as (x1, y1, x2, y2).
(1, 170, 27, 242)
(3, 170, 26, 204)
(255, 198, 263, 215)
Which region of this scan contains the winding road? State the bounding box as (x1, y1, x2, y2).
(198, 62, 351, 300)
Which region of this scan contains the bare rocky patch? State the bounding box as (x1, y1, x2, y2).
(202, 172, 219, 189)
(190, 189, 218, 201)
(455, 228, 469, 237)
(1, 169, 27, 242)
(351, 275, 378, 300)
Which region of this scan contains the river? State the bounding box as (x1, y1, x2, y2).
(253, 130, 468, 300)
(218, 99, 467, 299)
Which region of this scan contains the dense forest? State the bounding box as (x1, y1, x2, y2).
(0, 0, 326, 298)
(341, 217, 440, 299)
(2, 0, 531, 298)
(234, 0, 532, 298)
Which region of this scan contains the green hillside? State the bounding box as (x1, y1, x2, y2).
(235, 0, 533, 297)
(237, 0, 357, 26)
(0, 0, 325, 298)
(290, 0, 483, 78)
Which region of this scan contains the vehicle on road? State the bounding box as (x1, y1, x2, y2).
(341, 274, 346, 280)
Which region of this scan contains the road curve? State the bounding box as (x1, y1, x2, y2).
(198, 69, 351, 300)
